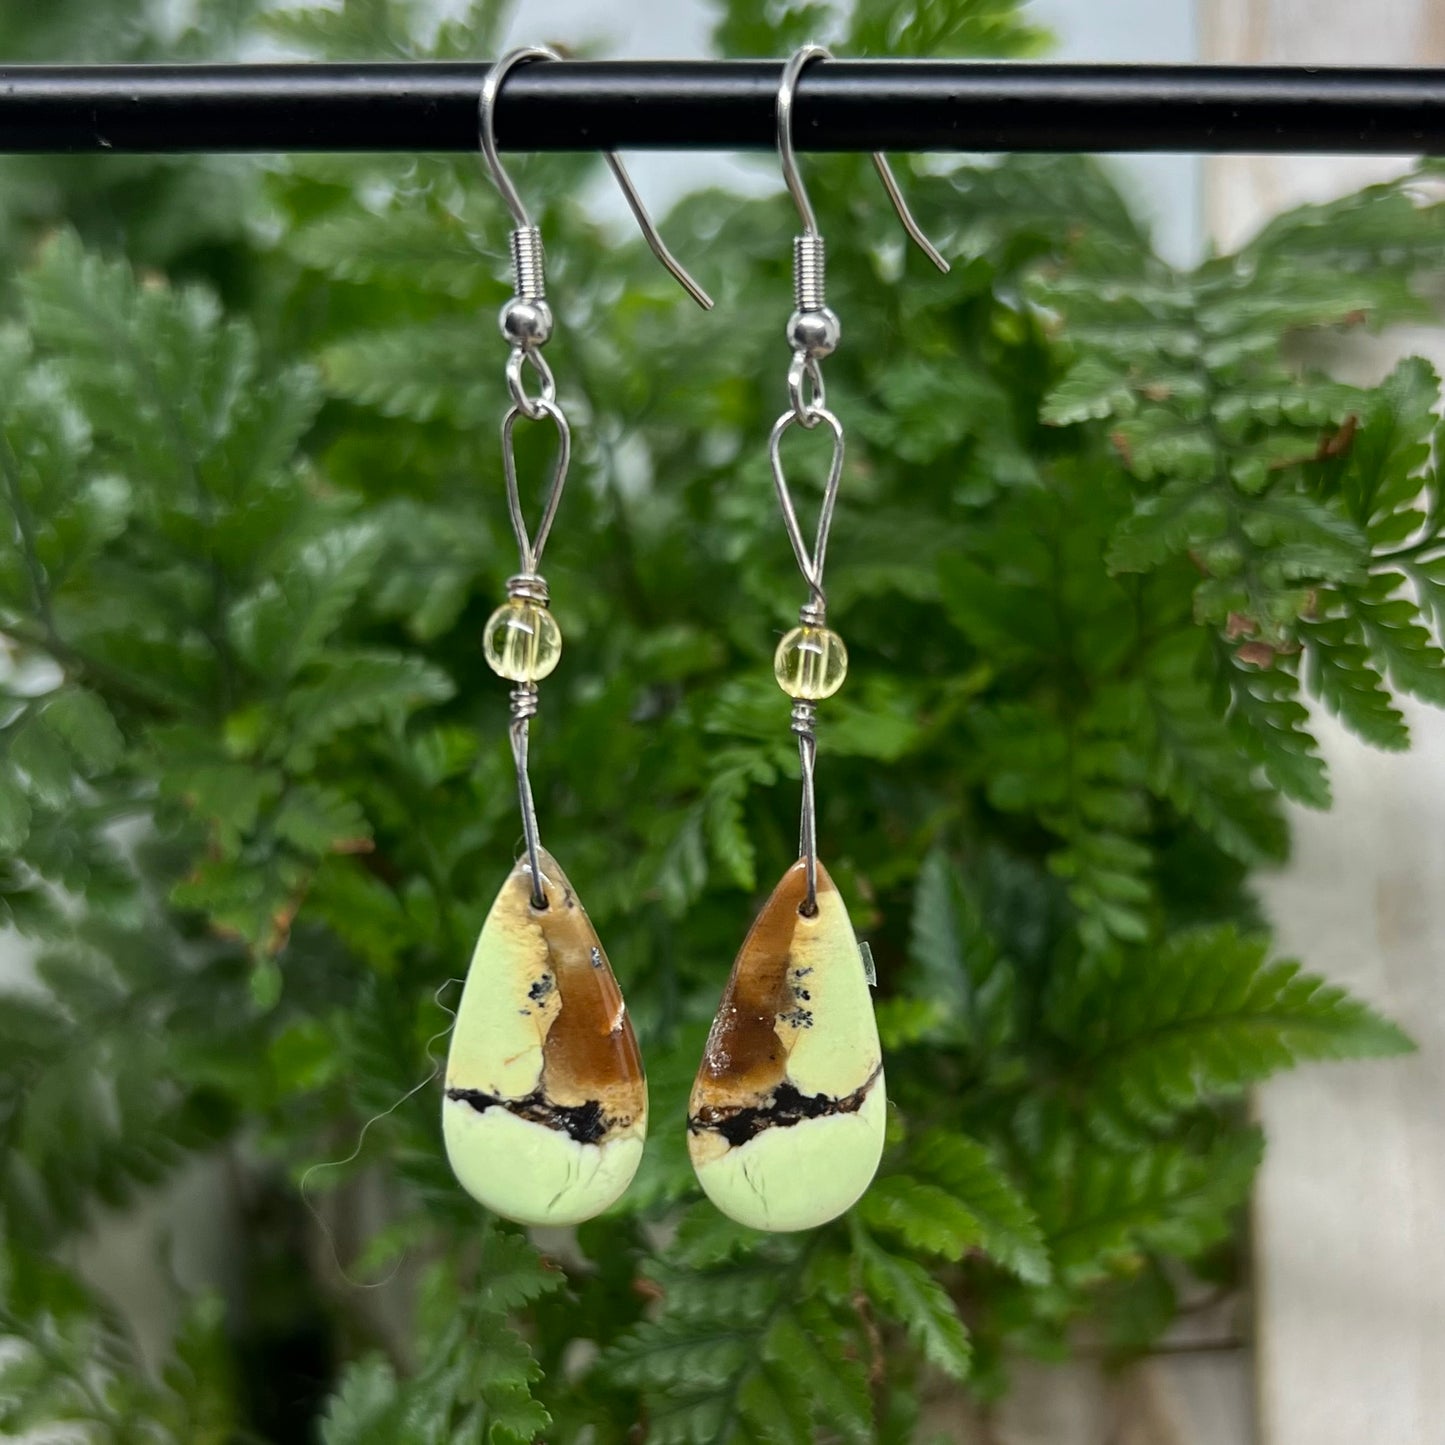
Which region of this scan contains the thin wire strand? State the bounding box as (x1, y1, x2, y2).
(299, 978, 462, 1290)
(602, 152, 714, 309)
(797, 725, 818, 914)
(868, 152, 950, 273)
(505, 347, 557, 422)
(509, 706, 546, 909)
(479, 46, 555, 229)
(777, 46, 824, 236)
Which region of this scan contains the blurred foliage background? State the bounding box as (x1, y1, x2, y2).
(1, 0, 1443, 1440)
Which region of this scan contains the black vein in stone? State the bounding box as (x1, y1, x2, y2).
(688, 1064, 882, 1148)
(446, 1086, 613, 1145)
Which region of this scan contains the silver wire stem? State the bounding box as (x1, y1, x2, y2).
(793, 702, 820, 914)
(602, 153, 715, 310)
(509, 689, 546, 909)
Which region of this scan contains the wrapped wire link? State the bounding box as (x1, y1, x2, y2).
(506, 572, 550, 604)
(505, 348, 557, 420)
(787, 354, 827, 427)
(794, 712, 820, 915)
(508, 690, 546, 908)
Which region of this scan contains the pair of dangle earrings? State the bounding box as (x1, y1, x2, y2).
(443, 47, 948, 1233)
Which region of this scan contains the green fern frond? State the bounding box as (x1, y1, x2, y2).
(1055, 925, 1412, 1129)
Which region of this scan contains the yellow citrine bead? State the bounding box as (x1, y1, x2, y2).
(483, 598, 562, 683)
(773, 625, 848, 701)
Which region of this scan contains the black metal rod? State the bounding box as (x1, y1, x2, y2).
(1, 60, 1444, 156)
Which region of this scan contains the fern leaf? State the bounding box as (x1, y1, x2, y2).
(907, 847, 1019, 1052)
(762, 1306, 871, 1443)
(668, 1204, 761, 1269)
(854, 1231, 972, 1382)
(604, 1233, 877, 1445)
(475, 1230, 565, 1315)
(318, 1356, 412, 1445)
(607, 1316, 751, 1392)
(859, 1176, 997, 1265)
(1217, 653, 1330, 807)
(321, 321, 491, 425)
(915, 1131, 1051, 1284)
(1030, 1123, 1264, 1285)
(41, 687, 123, 774)
(10, 708, 76, 809)
(1300, 614, 1409, 749)
(283, 649, 454, 767)
(291, 206, 488, 299)
(1146, 636, 1288, 862)
(227, 521, 385, 680)
(484, 1385, 552, 1445)
(1328, 356, 1437, 538)
(1349, 573, 1445, 705)
(0, 768, 32, 853)
(274, 784, 371, 856)
(736, 1358, 814, 1445)
(1059, 925, 1412, 1129)
(701, 750, 774, 892)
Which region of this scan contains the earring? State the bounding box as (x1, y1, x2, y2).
(688, 46, 949, 1233)
(444, 48, 712, 1227)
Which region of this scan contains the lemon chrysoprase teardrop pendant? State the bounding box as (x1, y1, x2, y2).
(688, 857, 885, 1232)
(443, 848, 647, 1226)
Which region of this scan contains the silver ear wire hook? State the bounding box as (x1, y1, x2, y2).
(479, 47, 713, 309)
(777, 45, 950, 274)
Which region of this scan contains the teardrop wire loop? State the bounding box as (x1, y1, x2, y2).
(501, 398, 571, 578)
(768, 405, 844, 621)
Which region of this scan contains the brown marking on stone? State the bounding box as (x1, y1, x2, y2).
(508, 851, 645, 1120)
(692, 859, 837, 1107)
